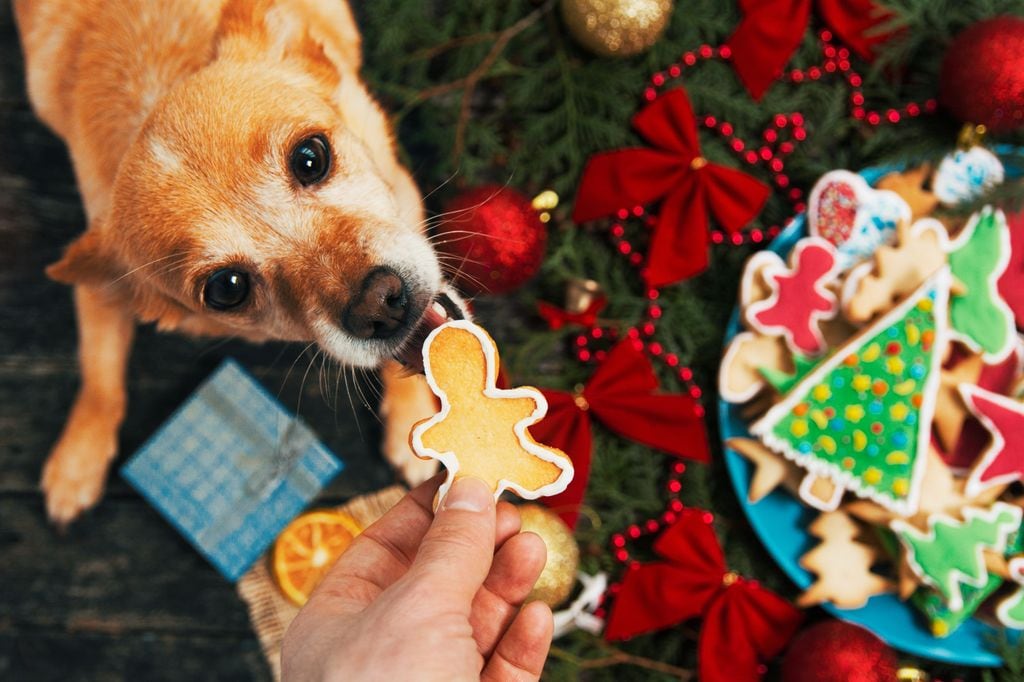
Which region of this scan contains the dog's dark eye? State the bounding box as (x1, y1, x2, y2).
(204, 269, 250, 310)
(289, 135, 331, 186)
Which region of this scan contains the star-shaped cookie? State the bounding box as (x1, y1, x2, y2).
(726, 437, 801, 503)
(411, 320, 574, 504)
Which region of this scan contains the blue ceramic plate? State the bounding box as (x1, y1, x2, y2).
(719, 152, 1023, 667)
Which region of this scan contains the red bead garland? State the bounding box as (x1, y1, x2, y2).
(786, 31, 938, 126)
(608, 460, 690, 567)
(573, 26, 940, 617)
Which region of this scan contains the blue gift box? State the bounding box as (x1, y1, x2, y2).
(121, 359, 344, 581)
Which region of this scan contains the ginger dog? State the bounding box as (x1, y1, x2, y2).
(15, 0, 462, 525)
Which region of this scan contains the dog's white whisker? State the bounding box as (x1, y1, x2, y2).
(417, 169, 461, 204)
(107, 252, 187, 286)
(278, 342, 318, 401)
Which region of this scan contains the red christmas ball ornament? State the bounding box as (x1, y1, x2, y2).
(433, 185, 547, 295)
(939, 16, 1024, 133)
(781, 620, 898, 682)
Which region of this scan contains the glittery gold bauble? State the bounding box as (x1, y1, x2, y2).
(519, 504, 580, 607)
(560, 0, 673, 57)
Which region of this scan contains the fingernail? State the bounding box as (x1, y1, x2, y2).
(443, 477, 493, 512)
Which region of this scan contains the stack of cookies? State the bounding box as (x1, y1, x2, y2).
(720, 149, 1024, 637)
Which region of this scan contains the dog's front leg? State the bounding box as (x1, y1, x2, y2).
(379, 360, 440, 485)
(42, 285, 135, 526)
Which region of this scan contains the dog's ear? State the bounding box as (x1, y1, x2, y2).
(46, 224, 122, 286)
(214, 0, 343, 89)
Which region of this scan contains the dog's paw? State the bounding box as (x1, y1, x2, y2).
(398, 451, 440, 487)
(40, 422, 117, 527)
(380, 369, 441, 486)
(382, 423, 440, 486)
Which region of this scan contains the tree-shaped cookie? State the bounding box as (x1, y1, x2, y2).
(752, 268, 950, 516)
(947, 207, 1015, 363)
(797, 511, 892, 609)
(411, 320, 573, 503)
(997, 557, 1024, 629)
(891, 502, 1022, 611)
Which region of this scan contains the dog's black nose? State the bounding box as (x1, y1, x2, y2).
(343, 267, 410, 340)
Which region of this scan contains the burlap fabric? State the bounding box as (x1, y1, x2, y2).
(237, 486, 408, 679)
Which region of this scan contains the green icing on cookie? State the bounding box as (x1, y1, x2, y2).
(881, 527, 1023, 637)
(913, 525, 1022, 637)
(752, 270, 949, 514)
(997, 552, 1024, 630)
(759, 353, 818, 394)
(912, 580, 1003, 637)
(893, 502, 1022, 612)
(948, 207, 1014, 362)
(998, 583, 1024, 629)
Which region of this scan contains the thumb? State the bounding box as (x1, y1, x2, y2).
(406, 476, 496, 604)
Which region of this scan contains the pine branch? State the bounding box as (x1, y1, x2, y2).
(549, 643, 694, 679)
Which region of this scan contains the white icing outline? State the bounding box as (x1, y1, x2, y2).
(946, 207, 1016, 364)
(839, 218, 952, 323)
(946, 337, 1024, 477)
(739, 250, 783, 323)
(751, 268, 952, 516)
(958, 383, 1024, 498)
(807, 169, 911, 268)
(996, 557, 1024, 629)
(745, 236, 840, 357)
(890, 502, 1022, 612)
(798, 471, 844, 512)
(719, 331, 770, 404)
(410, 320, 574, 504)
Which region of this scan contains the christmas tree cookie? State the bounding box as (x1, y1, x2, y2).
(906, 525, 1022, 637)
(752, 268, 950, 515)
(948, 207, 1015, 363)
(997, 557, 1024, 629)
(891, 502, 1021, 611)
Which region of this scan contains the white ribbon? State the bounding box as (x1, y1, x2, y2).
(552, 571, 608, 639)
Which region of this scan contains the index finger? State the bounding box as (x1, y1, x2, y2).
(309, 474, 441, 612)
(309, 475, 521, 612)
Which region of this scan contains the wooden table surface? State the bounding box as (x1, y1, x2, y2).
(0, 5, 403, 679)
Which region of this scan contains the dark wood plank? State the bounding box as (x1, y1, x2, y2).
(1, 495, 259, 633)
(0, 630, 271, 682)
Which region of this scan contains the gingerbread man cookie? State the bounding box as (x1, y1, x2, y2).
(745, 237, 840, 357)
(411, 320, 574, 504)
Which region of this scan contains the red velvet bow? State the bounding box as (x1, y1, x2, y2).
(726, 0, 895, 100)
(530, 340, 710, 528)
(536, 296, 607, 330)
(605, 509, 804, 682)
(573, 89, 770, 288)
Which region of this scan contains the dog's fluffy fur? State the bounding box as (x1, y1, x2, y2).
(16, 0, 449, 524)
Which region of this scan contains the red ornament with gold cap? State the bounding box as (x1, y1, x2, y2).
(432, 185, 550, 296)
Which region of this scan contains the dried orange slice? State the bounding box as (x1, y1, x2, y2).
(271, 510, 363, 606)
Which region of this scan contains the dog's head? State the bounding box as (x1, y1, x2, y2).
(48, 0, 463, 371)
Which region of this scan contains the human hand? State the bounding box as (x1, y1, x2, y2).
(281, 475, 553, 681)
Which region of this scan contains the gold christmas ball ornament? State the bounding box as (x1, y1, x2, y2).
(519, 504, 580, 607)
(560, 0, 673, 57)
